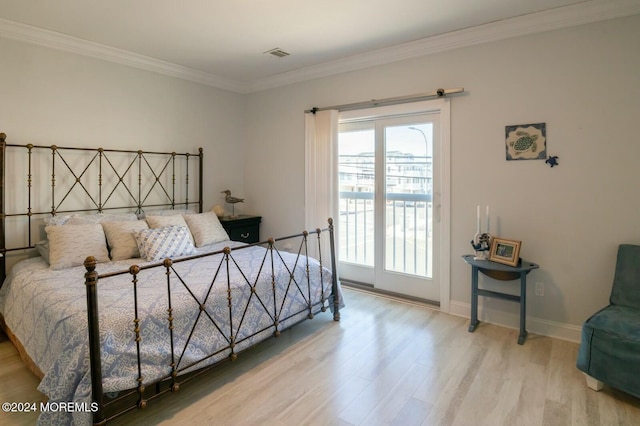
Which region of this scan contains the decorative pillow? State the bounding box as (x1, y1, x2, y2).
(183, 212, 229, 247)
(137, 208, 196, 220)
(134, 225, 197, 261)
(101, 220, 149, 261)
(35, 240, 50, 264)
(145, 214, 190, 229)
(68, 212, 138, 225)
(45, 224, 110, 270)
(43, 215, 73, 226)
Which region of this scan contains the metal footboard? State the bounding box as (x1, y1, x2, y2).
(84, 219, 340, 425)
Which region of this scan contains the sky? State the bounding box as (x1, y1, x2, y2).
(338, 123, 433, 157)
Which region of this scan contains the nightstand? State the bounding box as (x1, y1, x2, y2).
(219, 215, 262, 244)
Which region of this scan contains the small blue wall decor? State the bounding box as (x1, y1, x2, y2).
(545, 156, 559, 167)
(505, 122, 547, 161)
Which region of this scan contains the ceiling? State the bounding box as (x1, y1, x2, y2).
(1, 0, 639, 93)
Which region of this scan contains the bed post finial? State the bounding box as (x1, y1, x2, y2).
(84, 256, 97, 273)
(84, 256, 105, 424)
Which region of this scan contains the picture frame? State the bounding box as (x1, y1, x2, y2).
(505, 122, 546, 161)
(489, 237, 522, 267)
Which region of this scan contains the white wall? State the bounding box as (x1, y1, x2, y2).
(244, 15, 640, 337)
(0, 37, 246, 212)
(1, 14, 638, 339)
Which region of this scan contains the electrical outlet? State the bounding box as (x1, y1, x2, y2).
(535, 282, 544, 296)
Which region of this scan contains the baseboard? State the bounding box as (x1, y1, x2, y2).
(341, 280, 440, 308)
(342, 282, 440, 311)
(342, 281, 582, 343)
(449, 300, 582, 343)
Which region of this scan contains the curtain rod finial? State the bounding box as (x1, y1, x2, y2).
(437, 88, 445, 97)
(311, 107, 318, 114)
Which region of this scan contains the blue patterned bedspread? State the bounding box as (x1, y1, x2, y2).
(0, 241, 337, 425)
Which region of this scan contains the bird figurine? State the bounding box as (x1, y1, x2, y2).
(221, 190, 244, 218)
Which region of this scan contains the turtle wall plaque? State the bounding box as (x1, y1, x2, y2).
(505, 122, 546, 160)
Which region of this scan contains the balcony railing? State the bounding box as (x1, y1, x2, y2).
(338, 191, 432, 278)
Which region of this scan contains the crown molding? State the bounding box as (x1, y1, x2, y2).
(248, 0, 640, 92)
(1, 0, 639, 94)
(0, 17, 246, 93)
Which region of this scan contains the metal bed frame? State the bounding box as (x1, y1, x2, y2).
(0, 132, 203, 281)
(0, 132, 340, 425)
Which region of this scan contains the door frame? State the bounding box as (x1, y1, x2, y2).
(338, 99, 450, 312)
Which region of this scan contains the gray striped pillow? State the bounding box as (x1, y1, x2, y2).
(135, 225, 196, 261)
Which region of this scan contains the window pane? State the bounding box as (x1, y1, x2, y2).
(384, 124, 432, 278)
(338, 128, 374, 266)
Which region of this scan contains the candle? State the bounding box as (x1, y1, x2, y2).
(486, 205, 490, 234)
(476, 205, 480, 234)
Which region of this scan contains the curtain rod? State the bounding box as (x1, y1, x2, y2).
(305, 87, 464, 114)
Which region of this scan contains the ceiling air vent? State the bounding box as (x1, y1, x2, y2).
(264, 48, 290, 58)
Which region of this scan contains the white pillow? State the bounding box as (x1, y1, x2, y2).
(45, 224, 110, 270)
(145, 214, 189, 229)
(102, 220, 149, 261)
(35, 240, 50, 264)
(68, 212, 138, 225)
(43, 215, 73, 226)
(183, 212, 230, 247)
(137, 208, 196, 219)
(134, 225, 197, 261)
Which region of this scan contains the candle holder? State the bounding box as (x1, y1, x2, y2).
(471, 232, 492, 260)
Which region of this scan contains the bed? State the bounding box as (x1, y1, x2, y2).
(0, 133, 341, 425)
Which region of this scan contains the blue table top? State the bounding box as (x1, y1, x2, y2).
(462, 254, 539, 273)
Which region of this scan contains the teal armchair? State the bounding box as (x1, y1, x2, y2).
(576, 244, 640, 398)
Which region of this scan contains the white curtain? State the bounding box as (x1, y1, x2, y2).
(304, 109, 338, 232)
(305, 109, 343, 310)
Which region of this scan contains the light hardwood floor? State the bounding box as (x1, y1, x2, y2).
(1, 287, 639, 425)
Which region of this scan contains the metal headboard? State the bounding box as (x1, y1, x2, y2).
(0, 132, 203, 282)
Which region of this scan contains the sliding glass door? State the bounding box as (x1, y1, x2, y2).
(337, 101, 445, 302)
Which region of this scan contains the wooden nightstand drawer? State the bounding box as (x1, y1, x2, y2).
(219, 215, 262, 243)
